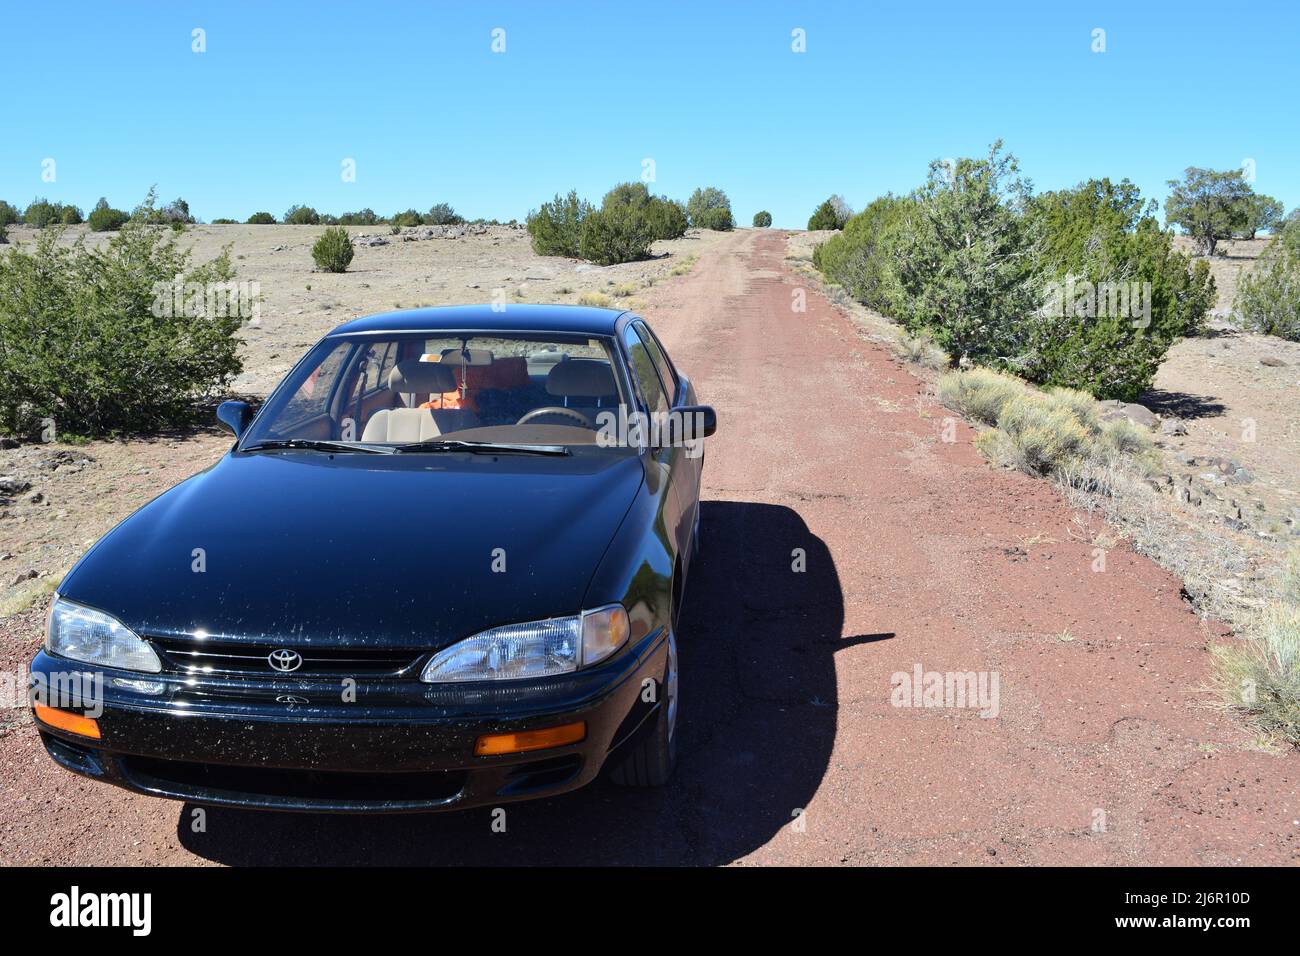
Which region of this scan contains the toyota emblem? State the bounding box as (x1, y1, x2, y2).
(267, 648, 303, 673)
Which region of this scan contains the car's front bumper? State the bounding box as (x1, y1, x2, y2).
(29, 629, 667, 813)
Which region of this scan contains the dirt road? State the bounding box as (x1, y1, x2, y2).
(1, 230, 1295, 865)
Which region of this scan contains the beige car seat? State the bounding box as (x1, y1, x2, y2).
(361, 360, 479, 441)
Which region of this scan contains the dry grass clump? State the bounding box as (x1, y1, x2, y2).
(994, 395, 1092, 475)
(1212, 590, 1300, 747)
(895, 330, 949, 370)
(937, 367, 1029, 426)
(576, 291, 612, 308)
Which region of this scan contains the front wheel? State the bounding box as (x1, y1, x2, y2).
(610, 628, 678, 787)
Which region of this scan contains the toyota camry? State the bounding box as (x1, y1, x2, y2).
(29, 305, 715, 812)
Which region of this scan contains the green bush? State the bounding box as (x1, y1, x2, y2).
(338, 209, 379, 226)
(1234, 227, 1300, 340)
(753, 211, 773, 228)
(686, 187, 734, 231)
(0, 222, 7, 245)
(0, 198, 243, 437)
(645, 196, 687, 240)
(246, 211, 276, 225)
(23, 198, 67, 228)
(284, 205, 320, 225)
(87, 198, 130, 232)
(807, 199, 841, 231)
(389, 208, 423, 228)
(1024, 178, 1215, 399)
(311, 226, 354, 273)
(60, 205, 83, 225)
(426, 203, 464, 226)
(579, 203, 654, 266)
(527, 190, 591, 258)
(0, 200, 19, 227)
(813, 194, 913, 316)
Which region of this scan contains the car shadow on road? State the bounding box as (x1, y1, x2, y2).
(177, 500, 888, 865)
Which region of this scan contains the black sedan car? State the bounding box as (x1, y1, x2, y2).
(30, 305, 715, 812)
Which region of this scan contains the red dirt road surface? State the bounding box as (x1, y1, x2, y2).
(1, 230, 1295, 865)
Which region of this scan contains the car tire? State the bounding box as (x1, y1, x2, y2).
(610, 626, 678, 787)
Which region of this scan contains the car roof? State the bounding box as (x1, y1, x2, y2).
(326, 304, 632, 337)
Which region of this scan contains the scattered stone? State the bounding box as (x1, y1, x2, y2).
(11, 568, 37, 586)
(1228, 467, 1253, 485)
(0, 476, 31, 497)
(28, 492, 42, 504)
(1160, 419, 1188, 437)
(1097, 400, 1158, 429)
(1260, 356, 1288, 367)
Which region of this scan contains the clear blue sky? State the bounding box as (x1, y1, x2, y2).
(3, 0, 1297, 229)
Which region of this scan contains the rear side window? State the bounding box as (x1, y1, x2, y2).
(623, 325, 669, 415)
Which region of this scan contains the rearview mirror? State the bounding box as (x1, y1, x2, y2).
(216, 400, 254, 437)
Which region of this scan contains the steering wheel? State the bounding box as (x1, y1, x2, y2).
(516, 406, 592, 427)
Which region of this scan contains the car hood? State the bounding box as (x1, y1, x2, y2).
(59, 449, 644, 651)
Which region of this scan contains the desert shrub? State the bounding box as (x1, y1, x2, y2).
(1024, 179, 1215, 400)
(88, 198, 130, 232)
(577, 291, 612, 307)
(645, 196, 687, 240)
(284, 205, 320, 225)
(1164, 167, 1254, 257)
(211, 218, 237, 224)
(0, 200, 18, 227)
(1233, 227, 1300, 340)
(0, 197, 243, 437)
(0, 222, 7, 244)
(389, 208, 423, 228)
(23, 199, 66, 228)
(579, 202, 654, 265)
(426, 203, 463, 226)
(527, 190, 591, 258)
(686, 187, 734, 231)
(893, 330, 948, 370)
(1281, 545, 1300, 607)
(1042, 387, 1101, 434)
(337, 209, 379, 226)
(807, 196, 849, 231)
(1212, 602, 1300, 746)
(995, 395, 1091, 475)
(753, 211, 773, 228)
(936, 368, 1028, 426)
(1091, 416, 1154, 466)
(246, 211, 276, 225)
(311, 226, 354, 273)
(814, 194, 913, 316)
(60, 205, 83, 225)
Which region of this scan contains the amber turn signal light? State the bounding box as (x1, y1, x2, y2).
(33, 705, 101, 739)
(475, 720, 585, 756)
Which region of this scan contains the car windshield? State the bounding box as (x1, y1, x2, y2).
(241, 332, 633, 450)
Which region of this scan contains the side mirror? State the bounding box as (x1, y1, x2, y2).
(216, 400, 254, 437)
(662, 404, 716, 445)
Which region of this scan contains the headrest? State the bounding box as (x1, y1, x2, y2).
(388, 359, 457, 394)
(547, 359, 616, 398)
(439, 348, 494, 367)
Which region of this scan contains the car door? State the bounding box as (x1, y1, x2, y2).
(621, 322, 690, 571)
(634, 319, 702, 560)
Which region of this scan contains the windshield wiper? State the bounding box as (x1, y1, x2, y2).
(240, 439, 397, 455)
(395, 439, 569, 456)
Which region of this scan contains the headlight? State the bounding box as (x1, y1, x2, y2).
(421, 604, 630, 683)
(45, 596, 162, 674)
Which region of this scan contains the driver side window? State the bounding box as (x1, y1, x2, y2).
(623, 325, 669, 416)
